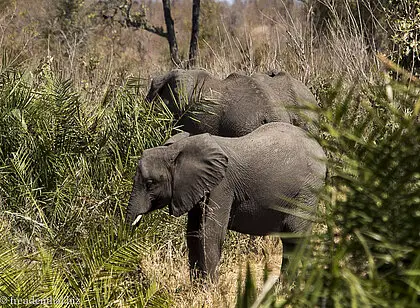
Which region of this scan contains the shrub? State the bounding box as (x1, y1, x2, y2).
(0, 57, 175, 306)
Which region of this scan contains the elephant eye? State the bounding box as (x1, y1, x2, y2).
(145, 179, 154, 190)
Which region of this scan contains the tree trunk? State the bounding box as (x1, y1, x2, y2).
(162, 0, 181, 66)
(188, 0, 200, 68)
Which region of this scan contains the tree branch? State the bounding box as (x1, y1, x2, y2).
(100, 0, 182, 66)
(101, 0, 167, 38)
(125, 18, 167, 38)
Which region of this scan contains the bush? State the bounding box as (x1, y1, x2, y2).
(386, 0, 420, 77)
(0, 57, 175, 306)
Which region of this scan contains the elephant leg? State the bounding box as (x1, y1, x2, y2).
(186, 184, 233, 282)
(281, 196, 316, 279)
(281, 238, 298, 272)
(186, 206, 202, 280)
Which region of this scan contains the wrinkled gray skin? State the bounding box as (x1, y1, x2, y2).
(146, 69, 318, 137)
(127, 122, 326, 281)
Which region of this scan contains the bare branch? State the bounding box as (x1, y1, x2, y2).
(100, 0, 167, 38)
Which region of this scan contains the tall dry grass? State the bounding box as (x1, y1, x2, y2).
(1, 1, 417, 307)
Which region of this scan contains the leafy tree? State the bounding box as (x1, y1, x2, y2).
(386, 0, 420, 77)
(56, 0, 84, 33)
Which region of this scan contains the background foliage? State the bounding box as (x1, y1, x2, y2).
(0, 0, 419, 307)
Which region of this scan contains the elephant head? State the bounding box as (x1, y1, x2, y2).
(146, 69, 213, 118)
(126, 133, 228, 227)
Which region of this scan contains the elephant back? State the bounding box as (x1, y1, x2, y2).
(236, 122, 326, 188)
(252, 72, 319, 132)
(146, 69, 319, 137)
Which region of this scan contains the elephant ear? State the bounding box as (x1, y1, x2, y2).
(163, 132, 190, 146)
(146, 69, 210, 104)
(146, 70, 184, 103)
(170, 134, 228, 217)
(145, 73, 167, 103)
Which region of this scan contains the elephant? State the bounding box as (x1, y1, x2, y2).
(126, 122, 326, 281)
(146, 69, 318, 137)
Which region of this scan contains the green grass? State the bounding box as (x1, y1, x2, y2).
(1, 56, 419, 307)
(0, 57, 177, 306)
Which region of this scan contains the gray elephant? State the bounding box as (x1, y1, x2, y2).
(127, 122, 326, 281)
(146, 69, 318, 137)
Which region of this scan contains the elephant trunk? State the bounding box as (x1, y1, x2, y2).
(126, 191, 151, 228)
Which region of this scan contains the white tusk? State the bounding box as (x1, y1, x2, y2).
(131, 214, 143, 226)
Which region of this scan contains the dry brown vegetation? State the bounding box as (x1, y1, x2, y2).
(1, 1, 418, 307)
(0, 0, 381, 85)
(0, 0, 378, 306)
(139, 233, 283, 307)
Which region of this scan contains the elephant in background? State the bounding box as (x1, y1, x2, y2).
(146, 69, 318, 137)
(127, 122, 326, 280)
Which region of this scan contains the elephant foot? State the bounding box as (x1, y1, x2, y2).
(189, 266, 218, 287)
